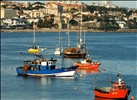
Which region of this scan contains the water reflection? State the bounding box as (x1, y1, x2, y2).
(76, 68, 100, 74)
(59, 77, 75, 80)
(40, 77, 52, 85)
(20, 75, 54, 85)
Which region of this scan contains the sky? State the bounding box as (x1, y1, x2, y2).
(13, 0, 137, 9)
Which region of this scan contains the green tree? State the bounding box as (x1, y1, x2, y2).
(37, 19, 43, 28)
(69, 20, 78, 26)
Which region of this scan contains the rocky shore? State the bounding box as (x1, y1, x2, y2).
(1, 28, 137, 33)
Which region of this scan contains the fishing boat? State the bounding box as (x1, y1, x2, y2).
(54, 32, 62, 55)
(94, 72, 131, 99)
(62, 6, 87, 58)
(16, 52, 78, 77)
(74, 55, 101, 69)
(28, 24, 39, 54)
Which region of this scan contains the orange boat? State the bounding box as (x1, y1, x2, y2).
(94, 73, 131, 99)
(74, 55, 101, 69)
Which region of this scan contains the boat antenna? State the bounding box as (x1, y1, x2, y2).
(117, 64, 122, 78)
(109, 76, 113, 86)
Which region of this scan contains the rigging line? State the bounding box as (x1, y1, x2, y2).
(20, 51, 27, 61)
(20, 51, 32, 59)
(64, 58, 78, 65)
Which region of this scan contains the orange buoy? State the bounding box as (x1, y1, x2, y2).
(131, 96, 134, 100)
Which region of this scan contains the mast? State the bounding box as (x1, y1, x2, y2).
(59, 31, 61, 52)
(59, 31, 60, 45)
(33, 24, 36, 46)
(67, 19, 70, 48)
(77, 4, 83, 49)
(84, 29, 85, 45)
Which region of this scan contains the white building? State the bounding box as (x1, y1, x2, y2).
(116, 21, 129, 29)
(23, 2, 31, 8)
(102, 0, 113, 8)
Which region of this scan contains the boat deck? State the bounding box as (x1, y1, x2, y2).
(95, 87, 111, 93)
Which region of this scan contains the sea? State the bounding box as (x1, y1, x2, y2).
(1, 31, 137, 100)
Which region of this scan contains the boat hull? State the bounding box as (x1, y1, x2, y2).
(63, 53, 86, 58)
(54, 50, 61, 55)
(63, 47, 87, 58)
(16, 66, 77, 77)
(74, 63, 100, 69)
(94, 88, 129, 99)
(28, 48, 39, 53)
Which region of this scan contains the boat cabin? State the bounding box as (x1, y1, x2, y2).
(40, 60, 56, 70)
(23, 58, 57, 71)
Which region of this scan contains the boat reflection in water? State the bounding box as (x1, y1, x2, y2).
(40, 77, 52, 85)
(76, 68, 100, 74)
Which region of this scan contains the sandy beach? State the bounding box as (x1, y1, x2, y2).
(1, 28, 137, 33)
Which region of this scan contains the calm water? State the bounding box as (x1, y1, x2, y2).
(1, 31, 137, 100)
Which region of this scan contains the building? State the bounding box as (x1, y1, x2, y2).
(45, 2, 63, 16)
(102, 0, 113, 8)
(1, 7, 17, 19)
(116, 21, 129, 29)
(23, 9, 45, 18)
(23, 2, 31, 8)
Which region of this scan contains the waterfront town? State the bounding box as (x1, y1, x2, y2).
(0, 0, 137, 32)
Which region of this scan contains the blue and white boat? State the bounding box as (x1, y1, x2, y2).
(16, 55, 78, 77)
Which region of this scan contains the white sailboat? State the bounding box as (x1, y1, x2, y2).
(54, 31, 62, 55)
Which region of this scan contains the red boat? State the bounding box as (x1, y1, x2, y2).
(94, 73, 131, 99)
(74, 55, 101, 69)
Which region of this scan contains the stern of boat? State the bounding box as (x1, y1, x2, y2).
(55, 66, 78, 77)
(16, 67, 27, 76)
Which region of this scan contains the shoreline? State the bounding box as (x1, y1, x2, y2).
(1, 28, 137, 33)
